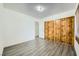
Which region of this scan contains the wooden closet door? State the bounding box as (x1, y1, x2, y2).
(61, 18, 68, 44)
(60, 17, 74, 45)
(54, 20, 61, 42)
(44, 16, 74, 46)
(66, 17, 74, 45)
(44, 22, 49, 39)
(48, 21, 54, 40)
(66, 17, 72, 44)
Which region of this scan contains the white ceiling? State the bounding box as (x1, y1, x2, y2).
(3, 3, 76, 19)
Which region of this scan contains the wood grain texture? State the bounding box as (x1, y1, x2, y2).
(44, 16, 74, 46)
(2, 38, 76, 56)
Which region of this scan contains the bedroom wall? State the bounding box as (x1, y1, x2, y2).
(0, 3, 5, 55)
(0, 4, 38, 48)
(3, 8, 37, 47)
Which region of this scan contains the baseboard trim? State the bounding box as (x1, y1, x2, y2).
(4, 39, 34, 48)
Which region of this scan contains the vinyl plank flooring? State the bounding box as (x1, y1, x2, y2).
(2, 38, 76, 56)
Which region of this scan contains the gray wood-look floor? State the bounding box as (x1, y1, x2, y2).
(2, 38, 76, 56)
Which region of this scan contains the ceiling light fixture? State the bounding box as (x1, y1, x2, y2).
(35, 5, 45, 12)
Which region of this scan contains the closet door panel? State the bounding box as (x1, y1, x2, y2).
(54, 20, 61, 42)
(60, 17, 74, 45)
(48, 21, 54, 40)
(61, 19, 67, 43)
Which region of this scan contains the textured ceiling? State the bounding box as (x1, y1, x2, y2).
(3, 3, 76, 19)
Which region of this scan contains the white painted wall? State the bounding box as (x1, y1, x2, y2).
(39, 20, 44, 38)
(0, 4, 5, 55)
(3, 8, 37, 47)
(0, 4, 38, 49)
(39, 10, 75, 38)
